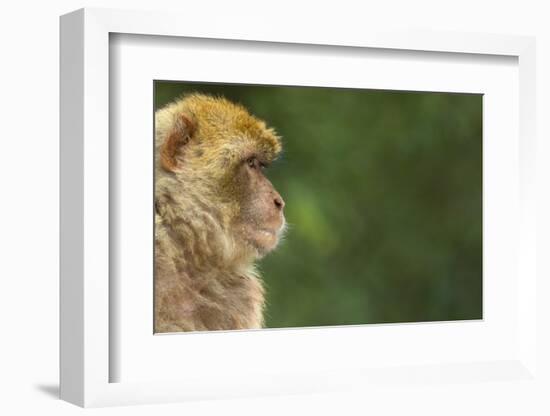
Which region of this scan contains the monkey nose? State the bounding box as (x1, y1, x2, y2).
(274, 195, 285, 210)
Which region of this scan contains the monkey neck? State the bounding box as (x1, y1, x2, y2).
(155, 212, 265, 331)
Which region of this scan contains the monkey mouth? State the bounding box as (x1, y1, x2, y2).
(260, 217, 287, 240)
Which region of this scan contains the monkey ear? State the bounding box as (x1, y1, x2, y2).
(160, 113, 196, 172)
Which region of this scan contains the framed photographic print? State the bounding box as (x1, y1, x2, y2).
(152, 81, 483, 334)
(60, 8, 538, 408)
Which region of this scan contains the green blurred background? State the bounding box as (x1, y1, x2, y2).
(155, 81, 483, 328)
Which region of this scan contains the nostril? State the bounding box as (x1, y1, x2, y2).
(274, 196, 285, 210)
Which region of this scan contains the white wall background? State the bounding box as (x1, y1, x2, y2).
(1, 1, 548, 415)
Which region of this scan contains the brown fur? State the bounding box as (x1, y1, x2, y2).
(154, 94, 285, 333)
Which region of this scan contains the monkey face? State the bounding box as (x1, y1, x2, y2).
(232, 155, 286, 257)
(156, 94, 285, 262)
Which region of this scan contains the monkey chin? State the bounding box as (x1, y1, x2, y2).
(246, 224, 286, 259)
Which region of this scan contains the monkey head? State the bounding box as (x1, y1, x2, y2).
(155, 94, 286, 262)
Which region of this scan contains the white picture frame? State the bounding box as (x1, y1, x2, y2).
(60, 7, 537, 408)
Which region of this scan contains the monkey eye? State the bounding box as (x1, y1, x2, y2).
(246, 156, 268, 170)
(246, 157, 259, 169)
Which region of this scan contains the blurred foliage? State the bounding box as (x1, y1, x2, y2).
(155, 81, 482, 328)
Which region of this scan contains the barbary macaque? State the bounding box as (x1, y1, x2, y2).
(154, 94, 286, 332)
